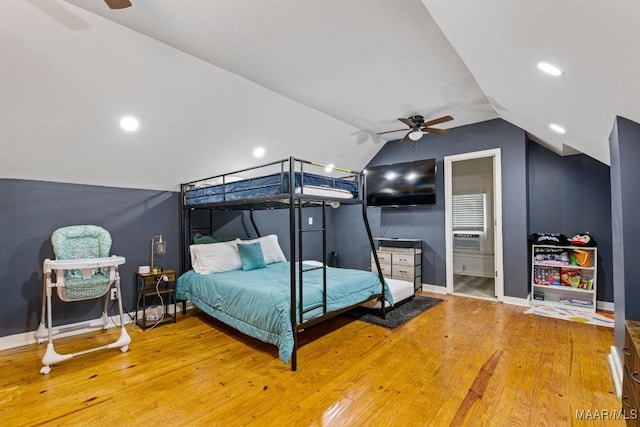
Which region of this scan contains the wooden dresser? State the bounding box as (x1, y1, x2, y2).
(623, 320, 640, 425)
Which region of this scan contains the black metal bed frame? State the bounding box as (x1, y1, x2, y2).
(179, 156, 386, 371)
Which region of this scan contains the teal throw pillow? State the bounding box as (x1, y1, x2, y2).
(238, 242, 266, 271)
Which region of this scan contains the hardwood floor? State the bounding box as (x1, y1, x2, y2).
(0, 292, 622, 426)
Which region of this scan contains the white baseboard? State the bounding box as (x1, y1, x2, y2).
(500, 295, 531, 307)
(0, 302, 193, 352)
(608, 345, 623, 398)
(597, 300, 614, 312)
(421, 283, 448, 294)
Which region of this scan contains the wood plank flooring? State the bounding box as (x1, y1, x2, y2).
(0, 292, 622, 426)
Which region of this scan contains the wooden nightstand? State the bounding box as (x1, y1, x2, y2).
(135, 269, 177, 330)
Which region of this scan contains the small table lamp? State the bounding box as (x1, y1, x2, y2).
(151, 234, 166, 273)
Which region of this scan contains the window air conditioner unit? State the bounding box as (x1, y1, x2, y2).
(453, 232, 481, 251)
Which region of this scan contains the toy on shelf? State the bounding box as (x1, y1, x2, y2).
(573, 249, 592, 267)
(533, 266, 560, 286)
(560, 268, 581, 287)
(533, 246, 570, 265)
(579, 275, 594, 290)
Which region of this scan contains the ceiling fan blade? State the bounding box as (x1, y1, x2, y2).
(421, 127, 448, 135)
(423, 115, 454, 127)
(105, 0, 132, 9)
(397, 118, 416, 128)
(401, 131, 412, 141)
(376, 128, 408, 135)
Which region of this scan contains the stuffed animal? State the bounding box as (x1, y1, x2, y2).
(571, 232, 597, 247)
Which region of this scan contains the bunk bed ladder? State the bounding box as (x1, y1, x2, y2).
(289, 157, 330, 371)
(297, 200, 328, 318)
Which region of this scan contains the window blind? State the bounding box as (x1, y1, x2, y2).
(452, 193, 486, 231)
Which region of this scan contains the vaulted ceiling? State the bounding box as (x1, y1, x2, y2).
(2, 0, 639, 191)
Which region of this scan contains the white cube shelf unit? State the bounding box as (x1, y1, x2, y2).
(530, 244, 597, 313)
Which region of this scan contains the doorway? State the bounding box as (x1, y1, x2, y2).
(444, 149, 504, 301)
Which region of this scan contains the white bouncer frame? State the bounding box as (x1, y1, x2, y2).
(34, 256, 131, 374)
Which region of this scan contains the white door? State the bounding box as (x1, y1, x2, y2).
(444, 149, 504, 301)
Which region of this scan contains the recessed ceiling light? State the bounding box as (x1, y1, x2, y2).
(119, 116, 139, 132)
(253, 147, 265, 158)
(549, 123, 566, 134)
(537, 62, 563, 76)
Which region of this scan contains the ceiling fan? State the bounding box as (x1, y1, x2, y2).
(104, 0, 132, 9)
(377, 114, 454, 141)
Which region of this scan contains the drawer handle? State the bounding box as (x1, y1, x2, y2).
(623, 347, 631, 356)
(632, 371, 640, 385)
(622, 395, 632, 408)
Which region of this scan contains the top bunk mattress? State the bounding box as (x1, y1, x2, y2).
(184, 171, 358, 206)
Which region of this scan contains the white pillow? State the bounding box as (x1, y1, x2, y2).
(241, 234, 287, 264)
(190, 240, 241, 274)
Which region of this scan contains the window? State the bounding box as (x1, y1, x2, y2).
(452, 193, 486, 231)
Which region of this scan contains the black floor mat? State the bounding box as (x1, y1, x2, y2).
(345, 295, 444, 329)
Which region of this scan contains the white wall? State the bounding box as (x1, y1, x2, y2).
(0, 0, 371, 191)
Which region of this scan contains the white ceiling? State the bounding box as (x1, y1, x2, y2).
(2, 0, 638, 191)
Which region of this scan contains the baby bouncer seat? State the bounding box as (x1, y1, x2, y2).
(35, 225, 131, 374)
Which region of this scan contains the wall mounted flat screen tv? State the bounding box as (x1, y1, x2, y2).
(365, 158, 436, 206)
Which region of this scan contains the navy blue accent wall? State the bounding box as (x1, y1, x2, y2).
(328, 204, 381, 269)
(610, 117, 640, 338)
(333, 119, 530, 298)
(0, 179, 179, 337)
(527, 143, 613, 302)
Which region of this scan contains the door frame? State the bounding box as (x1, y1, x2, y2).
(444, 148, 504, 300)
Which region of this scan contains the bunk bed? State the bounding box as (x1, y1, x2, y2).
(178, 157, 391, 371)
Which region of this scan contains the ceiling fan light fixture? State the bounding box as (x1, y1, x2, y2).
(408, 129, 423, 141)
(105, 0, 132, 9)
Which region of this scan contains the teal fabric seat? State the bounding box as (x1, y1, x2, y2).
(51, 225, 112, 301)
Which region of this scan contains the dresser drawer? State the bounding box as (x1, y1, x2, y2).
(392, 264, 420, 279)
(372, 251, 392, 264)
(392, 272, 413, 282)
(371, 262, 391, 276)
(393, 253, 420, 266)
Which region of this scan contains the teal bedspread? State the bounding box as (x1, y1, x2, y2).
(176, 262, 392, 364)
